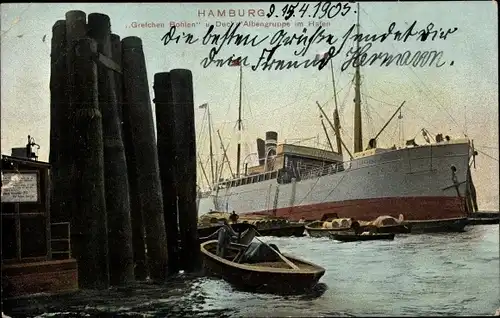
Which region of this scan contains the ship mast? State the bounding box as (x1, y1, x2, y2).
(236, 63, 243, 177)
(207, 103, 215, 186)
(320, 114, 335, 152)
(217, 129, 235, 178)
(330, 60, 343, 155)
(198, 155, 211, 190)
(353, 2, 363, 153)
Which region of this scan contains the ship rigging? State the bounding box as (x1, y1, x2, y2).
(196, 3, 480, 220)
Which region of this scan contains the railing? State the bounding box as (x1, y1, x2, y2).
(50, 222, 71, 259)
(216, 170, 278, 190)
(301, 162, 348, 180)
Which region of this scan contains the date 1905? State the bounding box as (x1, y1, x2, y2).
(266, 2, 353, 20)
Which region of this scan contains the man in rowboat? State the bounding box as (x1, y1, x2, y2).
(350, 218, 362, 234)
(229, 211, 239, 224)
(216, 219, 239, 258)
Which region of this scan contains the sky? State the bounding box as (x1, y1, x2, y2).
(1, 2, 498, 210)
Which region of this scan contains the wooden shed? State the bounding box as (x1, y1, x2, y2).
(1, 154, 78, 299)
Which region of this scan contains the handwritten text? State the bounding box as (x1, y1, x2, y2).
(160, 20, 459, 72)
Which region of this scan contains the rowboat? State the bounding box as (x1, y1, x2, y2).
(467, 217, 499, 225)
(256, 223, 305, 237)
(330, 232, 396, 242)
(198, 211, 231, 226)
(403, 217, 468, 233)
(197, 211, 231, 237)
(200, 240, 325, 294)
(198, 224, 223, 238)
(467, 212, 499, 226)
(199, 225, 257, 245)
(374, 224, 411, 234)
(305, 220, 352, 238)
(363, 215, 411, 234)
(239, 216, 305, 237)
(198, 222, 254, 239)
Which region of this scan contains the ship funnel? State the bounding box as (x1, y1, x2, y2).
(256, 138, 266, 165)
(265, 131, 278, 158)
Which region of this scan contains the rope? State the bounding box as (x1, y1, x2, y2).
(293, 177, 322, 206)
(476, 149, 499, 162)
(320, 174, 347, 203)
(363, 93, 441, 133)
(360, 8, 464, 135)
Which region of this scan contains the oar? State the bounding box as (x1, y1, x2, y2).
(253, 229, 300, 270)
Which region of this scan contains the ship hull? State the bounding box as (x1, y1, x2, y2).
(198, 141, 473, 222)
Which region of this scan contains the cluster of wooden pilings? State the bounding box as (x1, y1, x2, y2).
(49, 10, 200, 289)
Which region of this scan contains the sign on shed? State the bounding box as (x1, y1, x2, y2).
(1, 171, 39, 203)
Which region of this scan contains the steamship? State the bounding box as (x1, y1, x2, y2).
(196, 5, 479, 222)
(197, 129, 478, 221)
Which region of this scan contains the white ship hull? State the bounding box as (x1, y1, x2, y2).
(198, 140, 473, 221)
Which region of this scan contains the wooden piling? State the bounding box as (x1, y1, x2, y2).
(65, 10, 87, 101)
(64, 10, 111, 289)
(87, 13, 135, 286)
(49, 20, 68, 223)
(121, 36, 168, 282)
(52, 10, 87, 227)
(122, 135, 148, 281)
(153, 72, 180, 276)
(121, 85, 147, 281)
(169, 69, 201, 273)
(122, 136, 148, 280)
(64, 10, 87, 230)
(70, 37, 110, 289)
(110, 34, 123, 124)
(113, 36, 147, 281)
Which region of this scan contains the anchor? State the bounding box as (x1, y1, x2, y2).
(467, 140, 479, 211)
(441, 165, 466, 191)
(470, 139, 478, 169)
(441, 165, 470, 216)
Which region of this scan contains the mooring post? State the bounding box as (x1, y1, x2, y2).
(87, 13, 135, 286)
(49, 20, 68, 223)
(116, 37, 147, 281)
(121, 76, 148, 281)
(122, 134, 148, 280)
(64, 10, 112, 288)
(121, 36, 168, 282)
(169, 69, 201, 273)
(70, 37, 110, 289)
(65, 10, 87, 115)
(60, 10, 87, 229)
(153, 72, 180, 276)
(123, 138, 148, 281)
(64, 10, 87, 229)
(110, 34, 124, 125)
(117, 34, 147, 280)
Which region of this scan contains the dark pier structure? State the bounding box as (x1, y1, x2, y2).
(30, 9, 201, 294)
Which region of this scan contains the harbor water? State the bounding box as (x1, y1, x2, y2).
(5, 225, 499, 317)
